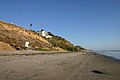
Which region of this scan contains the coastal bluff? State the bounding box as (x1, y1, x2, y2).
(0, 20, 85, 51)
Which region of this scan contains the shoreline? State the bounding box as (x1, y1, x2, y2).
(97, 53, 120, 62)
(86, 51, 120, 62)
(92, 51, 120, 62)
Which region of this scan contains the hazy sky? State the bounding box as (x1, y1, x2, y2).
(0, 0, 120, 50)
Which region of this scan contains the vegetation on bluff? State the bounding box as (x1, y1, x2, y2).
(30, 30, 86, 52)
(46, 32, 85, 52)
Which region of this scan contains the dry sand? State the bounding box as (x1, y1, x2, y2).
(0, 51, 120, 80)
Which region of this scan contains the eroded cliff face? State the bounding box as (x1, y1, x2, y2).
(0, 20, 51, 50)
(0, 41, 15, 50)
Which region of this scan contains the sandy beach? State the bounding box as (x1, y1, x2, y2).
(0, 51, 120, 80)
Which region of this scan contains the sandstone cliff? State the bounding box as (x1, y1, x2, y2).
(0, 21, 51, 50)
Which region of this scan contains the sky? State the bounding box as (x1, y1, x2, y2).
(0, 0, 120, 50)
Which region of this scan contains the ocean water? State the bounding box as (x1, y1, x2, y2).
(97, 50, 120, 60)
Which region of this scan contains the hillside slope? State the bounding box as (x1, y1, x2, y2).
(0, 20, 85, 51)
(0, 21, 51, 50)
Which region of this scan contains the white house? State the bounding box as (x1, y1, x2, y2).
(40, 29, 52, 39)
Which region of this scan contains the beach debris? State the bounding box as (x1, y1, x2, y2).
(91, 70, 111, 75)
(91, 70, 104, 74)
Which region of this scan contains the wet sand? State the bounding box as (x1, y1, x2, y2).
(0, 51, 120, 80)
